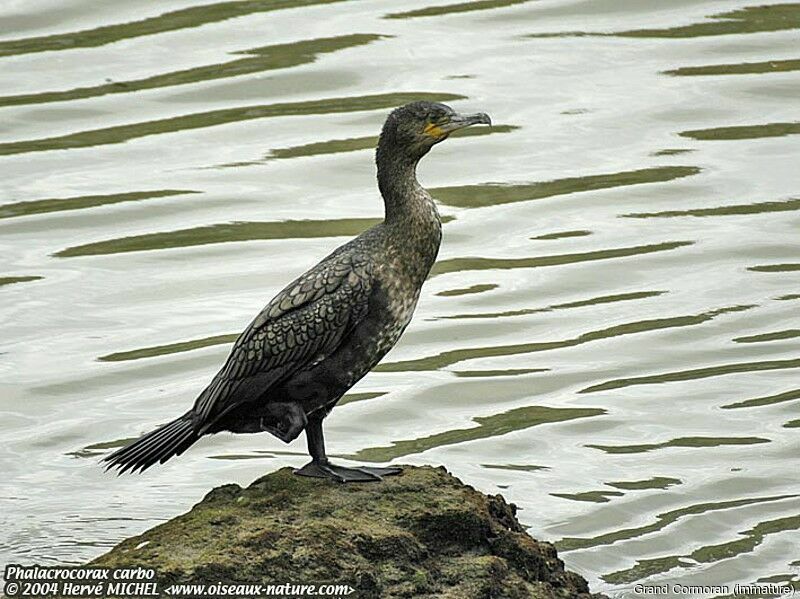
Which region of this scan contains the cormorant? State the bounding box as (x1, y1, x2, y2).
(104, 101, 491, 482)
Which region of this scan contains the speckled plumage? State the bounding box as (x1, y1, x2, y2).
(104, 101, 489, 476)
(199, 212, 440, 436)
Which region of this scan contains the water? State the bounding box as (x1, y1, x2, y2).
(1, 0, 798, 594)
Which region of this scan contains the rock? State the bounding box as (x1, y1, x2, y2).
(92, 466, 605, 598)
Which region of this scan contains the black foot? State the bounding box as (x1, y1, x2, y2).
(294, 460, 401, 483)
(356, 465, 402, 477)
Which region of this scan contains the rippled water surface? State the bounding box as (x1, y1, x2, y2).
(1, 0, 798, 594)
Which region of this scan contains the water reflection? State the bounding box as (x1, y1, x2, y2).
(436, 283, 498, 297)
(733, 329, 800, 344)
(0, 189, 198, 220)
(604, 512, 800, 584)
(531, 230, 592, 241)
(98, 334, 239, 362)
(551, 490, 624, 503)
(0, 35, 386, 108)
(581, 357, 800, 394)
(680, 122, 800, 141)
(56, 218, 381, 257)
(722, 388, 800, 410)
(586, 436, 771, 455)
(482, 463, 549, 472)
(616, 4, 800, 39)
(385, 0, 532, 20)
(380, 303, 746, 372)
(0, 0, 354, 57)
(351, 406, 605, 462)
(431, 241, 693, 277)
(531, 4, 800, 39)
(430, 166, 700, 209)
(748, 263, 800, 273)
(0, 92, 465, 156)
(606, 477, 682, 491)
(215, 124, 517, 167)
(440, 290, 665, 321)
(336, 391, 386, 406)
(0, 275, 42, 287)
(665, 58, 800, 77)
(623, 197, 800, 219)
(556, 494, 798, 552)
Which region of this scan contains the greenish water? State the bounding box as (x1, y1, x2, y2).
(0, 0, 798, 595)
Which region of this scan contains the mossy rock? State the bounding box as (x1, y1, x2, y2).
(92, 466, 605, 598)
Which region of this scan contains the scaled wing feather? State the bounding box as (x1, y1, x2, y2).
(192, 252, 373, 426)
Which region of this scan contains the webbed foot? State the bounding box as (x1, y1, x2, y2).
(294, 460, 401, 483)
(354, 465, 402, 477)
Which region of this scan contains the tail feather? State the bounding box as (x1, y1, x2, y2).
(118, 416, 190, 464)
(138, 425, 195, 472)
(115, 419, 181, 465)
(103, 414, 198, 474)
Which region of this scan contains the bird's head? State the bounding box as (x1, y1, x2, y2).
(378, 101, 491, 162)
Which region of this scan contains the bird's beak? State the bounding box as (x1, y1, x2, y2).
(441, 112, 492, 133)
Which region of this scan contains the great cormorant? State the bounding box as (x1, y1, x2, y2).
(103, 101, 491, 482)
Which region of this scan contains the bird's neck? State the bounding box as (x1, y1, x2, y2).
(376, 145, 435, 225)
(376, 143, 442, 276)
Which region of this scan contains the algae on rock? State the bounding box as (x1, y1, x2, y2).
(93, 466, 605, 598)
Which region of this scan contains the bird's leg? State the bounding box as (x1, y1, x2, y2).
(258, 402, 306, 443)
(293, 416, 401, 483)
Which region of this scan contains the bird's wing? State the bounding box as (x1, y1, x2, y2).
(192, 249, 374, 427)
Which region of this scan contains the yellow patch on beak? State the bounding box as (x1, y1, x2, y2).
(424, 122, 446, 139)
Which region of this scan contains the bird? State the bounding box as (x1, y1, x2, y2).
(103, 101, 491, 482)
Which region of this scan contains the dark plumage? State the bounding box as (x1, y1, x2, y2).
(104, 101, 491, 482)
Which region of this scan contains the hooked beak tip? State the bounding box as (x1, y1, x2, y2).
(471, 112, 492, 126)
(443, 112, 492, 133)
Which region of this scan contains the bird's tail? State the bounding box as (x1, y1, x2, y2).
(103, 413, 198, 474)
